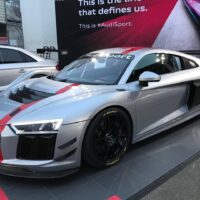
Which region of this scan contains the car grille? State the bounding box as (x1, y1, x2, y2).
(9, 87, 53, 104)
(17, 134, 57, 160)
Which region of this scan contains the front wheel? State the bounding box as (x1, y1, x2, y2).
(83, 108, 132, 168)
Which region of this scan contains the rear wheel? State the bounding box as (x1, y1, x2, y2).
(83, 108, 132, 168)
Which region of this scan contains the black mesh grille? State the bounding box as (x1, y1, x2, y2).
(17, 134, 57, 160)
(9, 87, 53, 104)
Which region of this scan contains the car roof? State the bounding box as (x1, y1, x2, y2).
(89, 47, 200, 62)
(89, 47, 148, 56)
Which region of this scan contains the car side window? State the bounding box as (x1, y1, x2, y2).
(19, 52, 36, 62)
(171, 55, 198, 70)
(172, 56, 182, 70)
(0, 48, 35, 64)
(127, 53, 177, 83)
(182, 57, 198, 69)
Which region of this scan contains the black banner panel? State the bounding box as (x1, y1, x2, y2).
(55, 0, 200, 66)
(0, 23, 6, 37)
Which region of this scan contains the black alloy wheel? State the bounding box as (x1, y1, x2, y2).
(83, 108, 132, 168)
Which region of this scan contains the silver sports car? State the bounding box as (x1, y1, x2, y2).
(0, 47, 200, 178)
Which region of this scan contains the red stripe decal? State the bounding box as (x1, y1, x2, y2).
(0, 101, 38, 133)
(56, 83, 80, 94)
(0, 101, 38, 163)
(108, 195, 122, 200)
(0, 83, 80, 162)
(122, 47, 144, 54)
(0, 188, 9, 200)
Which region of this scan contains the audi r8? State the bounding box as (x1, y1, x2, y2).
(0, 47, 200, 178)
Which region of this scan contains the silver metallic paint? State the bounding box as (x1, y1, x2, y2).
(0, 47, 200, 177)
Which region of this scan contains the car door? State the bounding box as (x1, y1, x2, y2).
(175, 55, 200, 109)
(127, 53, 189, 136)
(0, 48, 37, 87)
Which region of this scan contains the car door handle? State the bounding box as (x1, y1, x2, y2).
(19, 68, 25, 73)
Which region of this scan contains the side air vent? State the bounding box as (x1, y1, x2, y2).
(9, 87, 53, 104)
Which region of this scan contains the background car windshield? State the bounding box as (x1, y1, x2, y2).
(55, 54, 134, 85)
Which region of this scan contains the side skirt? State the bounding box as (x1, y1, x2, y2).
(133, 105, 200, 144)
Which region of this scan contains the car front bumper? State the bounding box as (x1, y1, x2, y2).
(0, 163, 79, 179)
(0, 121, 88, 178)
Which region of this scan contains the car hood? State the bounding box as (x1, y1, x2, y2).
(0, 77, 119, 124)
(22, 77, 115, 97)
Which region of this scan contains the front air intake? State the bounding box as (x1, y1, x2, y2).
(17, 134, 56, 160)
(9, 87, 53, 104)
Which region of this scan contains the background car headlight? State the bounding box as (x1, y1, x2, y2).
(10, 119, 63, 134)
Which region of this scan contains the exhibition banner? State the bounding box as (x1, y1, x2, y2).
(55, 0, 200, 65)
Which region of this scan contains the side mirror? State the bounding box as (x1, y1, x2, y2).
(139, 71, 161, 87)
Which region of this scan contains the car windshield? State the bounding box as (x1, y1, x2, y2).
(55, 54, 134, 85)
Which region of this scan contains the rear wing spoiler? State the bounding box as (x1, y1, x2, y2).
(179, 50, 200, 55)
(37, 46, 68, 60)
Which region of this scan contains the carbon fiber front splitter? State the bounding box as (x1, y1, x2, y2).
(0, 164, 79, 179)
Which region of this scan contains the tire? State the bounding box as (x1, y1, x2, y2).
(83, 107, 132, 168)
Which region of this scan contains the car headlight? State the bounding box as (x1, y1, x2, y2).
(10, 119, 63, 134)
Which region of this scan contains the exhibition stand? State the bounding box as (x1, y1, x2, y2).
(1, 117, 200, 200)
